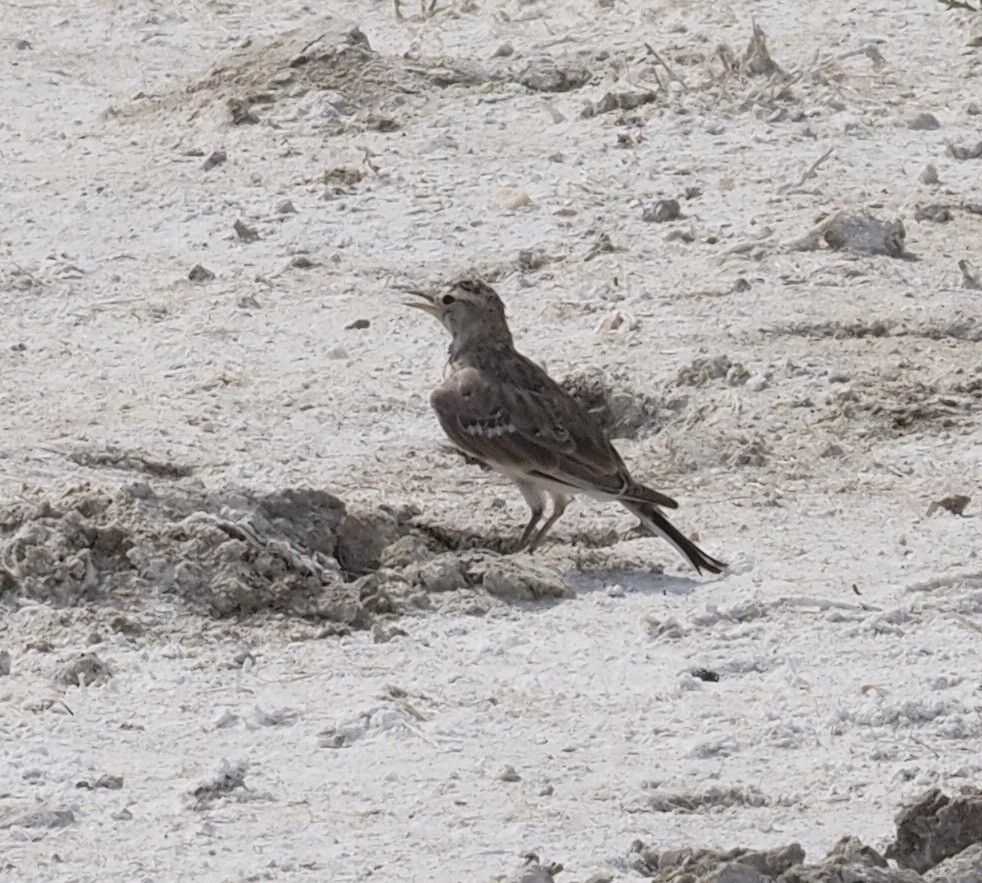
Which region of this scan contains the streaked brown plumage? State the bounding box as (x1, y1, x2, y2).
(404, 279, 725, 574)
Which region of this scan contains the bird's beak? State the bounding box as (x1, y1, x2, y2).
(401, 288, 441, 318)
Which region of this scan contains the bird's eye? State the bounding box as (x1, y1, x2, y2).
(441, 294, 455, 306)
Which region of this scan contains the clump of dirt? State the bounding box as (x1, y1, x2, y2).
(0, 483, 573, 626)
(351, 547, 571, 622)
(886, 788, 982, 873)
(641, 784, 770, 813)
(186, 20, 398, 113)
(629, 789, 982, 881)
(561, 367, 663, 439)
(630, 841, 805, 880)
(0, 484, 358, 620)
(663, 430, 771, 472)
(824, 372, 982, 437)
(772, 319, 893, 340)
(787, 210, 907, 257)
(136, 16, 596, 127)
(773, 317, 982, 342)
(55, 652, 112, 687)
(675, 355, 751, 388)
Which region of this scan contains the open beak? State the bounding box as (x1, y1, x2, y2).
(401, 288, 441, 318)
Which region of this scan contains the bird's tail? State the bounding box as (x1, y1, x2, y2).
(621, 500, 726, 575)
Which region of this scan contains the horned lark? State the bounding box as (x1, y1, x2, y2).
(405, 279, 725, 575)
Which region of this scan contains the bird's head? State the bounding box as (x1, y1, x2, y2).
(403, 279, 512, 347)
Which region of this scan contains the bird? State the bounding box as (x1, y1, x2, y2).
(403, 279, 726, 575)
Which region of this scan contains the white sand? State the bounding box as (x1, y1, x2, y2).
(1, 0, 981, 880)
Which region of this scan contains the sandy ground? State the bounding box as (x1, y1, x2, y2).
(1, 0, 981, 880)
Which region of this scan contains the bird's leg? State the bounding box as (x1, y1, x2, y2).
(514, 480, 545, 552)
(526, 493, 570, 553)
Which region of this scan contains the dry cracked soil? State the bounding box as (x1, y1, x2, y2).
(1, 1, 981, 881)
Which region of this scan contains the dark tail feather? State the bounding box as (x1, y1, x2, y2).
(622, 482, 678, 510)
(622, 500, 726, 575)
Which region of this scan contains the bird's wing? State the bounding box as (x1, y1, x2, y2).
(431, 359, 677, 509)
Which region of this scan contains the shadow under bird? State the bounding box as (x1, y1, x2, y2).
(404, 279, 726, 575)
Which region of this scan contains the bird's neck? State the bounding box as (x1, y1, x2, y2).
(448, 331, 514, 365)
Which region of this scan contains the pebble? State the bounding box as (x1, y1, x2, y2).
(497, 764, 521, 782)
(642, 199, 681, 223)
(907, 112, 940, 131)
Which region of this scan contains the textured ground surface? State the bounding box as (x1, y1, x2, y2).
(1, 0, 981, 880)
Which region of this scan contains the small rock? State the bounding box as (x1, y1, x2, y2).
(202, 149, 227, 171)
(276, 199, 297, 214)
(0, 807, 75, 830)
(414, 554, 467, 593)
(500, 857, 561, 883)
(188, 264, 216, 282)
(907, 112, 940, 130)
(788, 210, 906, 257)
(920, 164, 940, 185)
(0, 651, 10, 676)
(677, 355, 745, 388)
(479, 556, 571, 600)
(228, 97, 258, 125)
(926, 842, 982, 883)
(56, 652, 112, 687)
(345, 318, 370, 330)
(231, 648, 256, 668)
(581, 89, 658, 118)
(323, 167, 364, 191)
(364, 113, 399, 132)
(379, 534, 433, 569)
(290, 255, 315, 269)
(584, 231, 617, 261)
(234, 219, 259, 242)
(372, 623, 408, 644)
(110, 615, 144, 637)
(76, 774, 123, 790)
(497, 188, 532, 210)
(886, 788, 982, 873)
(492, 43, 514, 58)
(250, 706, 298, 727)
(519, 59, 591, 93)
(189, 760, 248, 809)
(690, 667, 720, 682)
(948, 140, 982, 160)
(497, 764, 521, 782)
(337, 509, 405, 576)
(237, 295, 261, 310)
(596, 309, 637, 336)
(926, 495, 970, 517)
(213, 710, 239, 729)
(959, 260, 981, 291)
(642, 198, 682, 223)
(914, 204, 952, 223)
